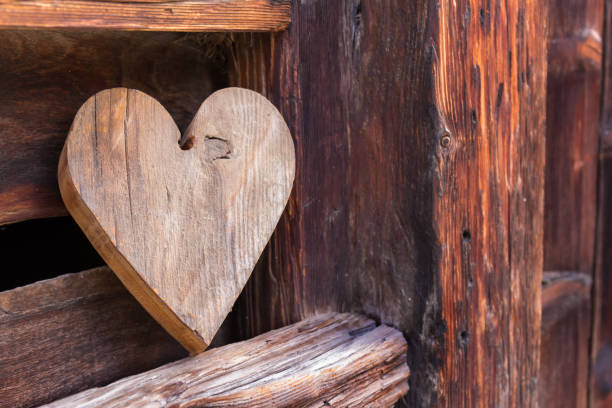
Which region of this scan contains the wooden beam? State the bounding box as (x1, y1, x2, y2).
(548, 30, 603, 74)
(593, 5, 612, 399)
(0, 0, 290, 31)
(539, 271, 592, 408)
(541, 271, 592, 324)
(541, 1, 603, 407)
(42, 313, 409, 407)
(0, 267, 186, 408)
(227, 0, 547, 406)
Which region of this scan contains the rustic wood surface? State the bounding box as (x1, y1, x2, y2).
(540, 272, 593, 408)
(59, 87, 295, 353)
(540, 0, 603, 406)
(0, 0, 290, 31)
(0, 267, 186, 408)
(548, 29, 602, 75)
(592, 153, 612, 408)
(227, 0, 547, 406)
(545, 0, 602, 276)
(0, 30, 226, 226)
(42, 313, 409, 408)
(592, 1, 612, 404)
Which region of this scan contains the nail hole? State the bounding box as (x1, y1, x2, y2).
(462, 229, 471, 241)
(459, 330, 470, 346)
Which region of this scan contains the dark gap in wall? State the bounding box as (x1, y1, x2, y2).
(0, 217, 105, 291)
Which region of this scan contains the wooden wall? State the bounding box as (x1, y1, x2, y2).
(0, 0, 576, 406)
(540, 0, 603, 406)
(229, 1, 547, 406)
(592, 1, 612, 405)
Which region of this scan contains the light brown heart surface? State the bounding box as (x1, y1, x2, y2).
(59, 87, 295, 353)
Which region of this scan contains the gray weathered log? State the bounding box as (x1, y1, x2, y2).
(42, 313, 410, 408)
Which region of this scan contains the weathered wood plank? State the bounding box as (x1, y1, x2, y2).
(593, 5, 612, 398)
(42, 313, 409, 408)
(0, 30, 225, 226)
(544, 0, 602, 275)
(431, 1, 546, 406)
(591, 155, 612, 407)
(541, 271, 592, 320)
(0, 267, 186, 408)
(0, 0, 290, 31)
(227, 0, 547, 406)
(548, 30, 602, 75)
(540, 272, 592, 408)
(541, 0, 602, 406)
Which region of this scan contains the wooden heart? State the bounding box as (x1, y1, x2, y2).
(59, 88, 295, 353)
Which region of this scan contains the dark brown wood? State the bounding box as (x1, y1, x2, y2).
(593, 3, 612, 403)
(549, 29, 603, 75)
(540, 0, 603, 406)
(544, 0, 602, 275)
(0, 30, 227, 226)
(540, 272, 592, 408)
(0, 0, 290, 31)
(42, 313, 409, 407)
(59, 87, 294, 353)
(227, 0, 547, 406)
(0, 267, 186, 408)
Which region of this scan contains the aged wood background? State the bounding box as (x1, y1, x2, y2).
(539, 0, 603, 406)
(0, 0, 561, 407)
(593, 0, 612, 405)
(228, 1, 547, 406)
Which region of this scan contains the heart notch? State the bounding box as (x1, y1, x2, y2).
(59, 88, 295, 353)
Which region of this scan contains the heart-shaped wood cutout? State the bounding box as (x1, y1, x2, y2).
(59, 88, 295, 353)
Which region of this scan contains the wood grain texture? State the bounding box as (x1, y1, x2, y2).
(0, 0, 290, 31)
(592, 3, 612, 402)
(431, 1, 546, 405)
(549, 29, 603, 75)
(544, 0, 602, 275)
(540, 272, 592, 408)
(541, 0, 603, 406)
(59, 87, 295, 353)
(0, 30, 226, 226)
(42, 313, 409, 408)
(0, 267, 186, 408)
(227, 0, 547, 406)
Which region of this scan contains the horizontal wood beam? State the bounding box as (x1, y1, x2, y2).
(0, 267, 186, 408)
(541, 271, 592, 329)
(0, 0, 290, 31)
(539, 271, 592, 407)
(43, 313, 410, 407)
(548, 29, 602, 75)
